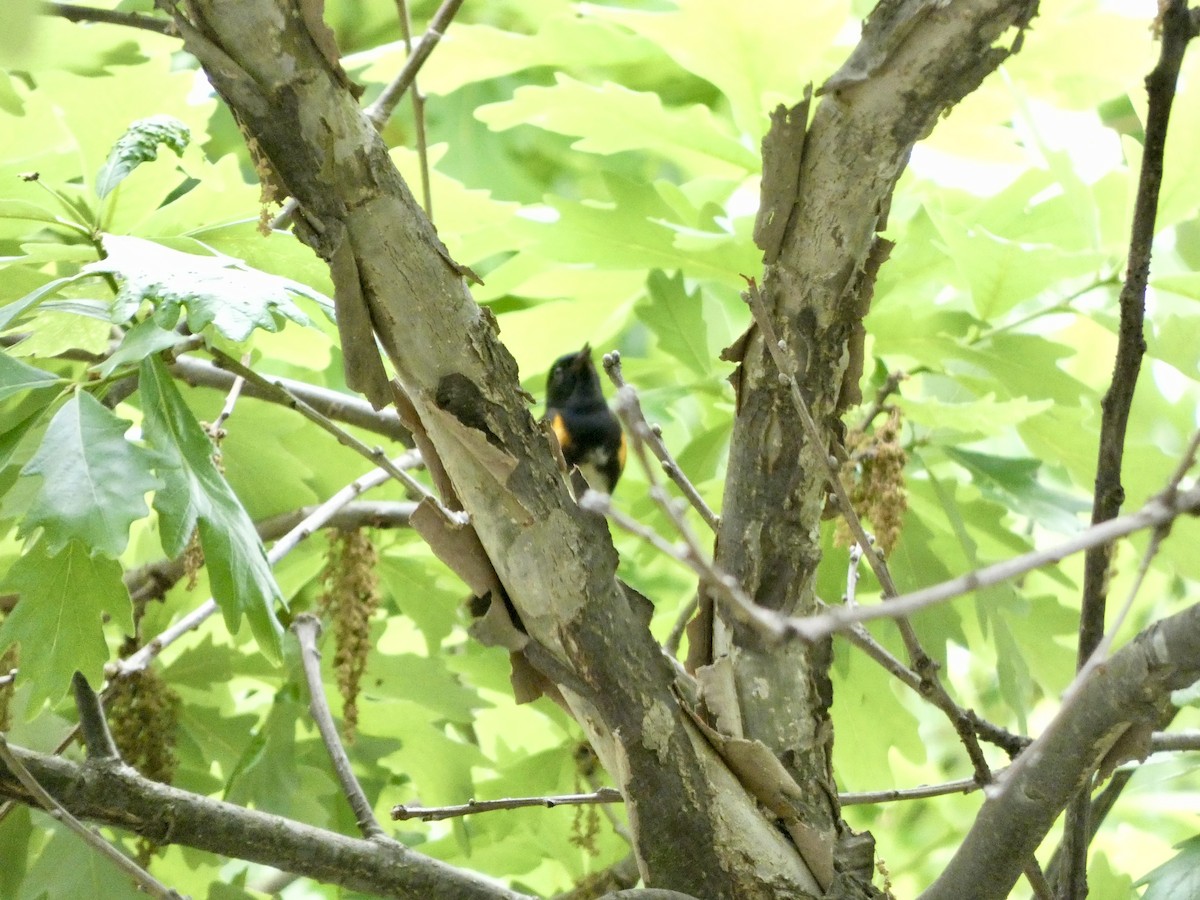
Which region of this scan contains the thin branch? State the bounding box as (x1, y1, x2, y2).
(115, 462, 400, 676)
(391, 788, 623, 822)
(291, 615, 388, 840)
(844, 543, 864, 606)
(206, 346, 445, 511)
(0, 734, 184, 900)
(42, 1, 177, 36)
(393, 0, 433, 217)
(839, 623, 1029, 758)
(1063, 5, 1196, 883)
(580, 491, 785, 641)
(840, 773, 987, 806)
(0, 738, 529, 900)
(71, 672, 120, 762)
(168, 354, 413, 444)
(125, 497, 416, 606)
(792, 483, 1200, 642)
(1078, 0, 1193, 666)
(854, 369, 906, 433)
(365, 0, 466, 130)
(664, 596, 699, 658)
(601, 352, 719, 531)
(580, 403, 788, 645)
(211, 353, 249, 432)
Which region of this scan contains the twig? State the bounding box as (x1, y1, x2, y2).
(168, 355, 413, 444)
(664, 596, 699, 658)
(0, 734, 185, 899)
(584, 390, 786, 640)
(291, 615, 387, 840)
(42, 1, 177, 35)
(839, 623, 1029, 758)
(394, 0, 433, 217)
(206, 346, 447, 512)
(854, 369, 905, 432)
(1062, 10, 1197, 879)
(1077, 0, 1192, 667)
(839, 773, 988, 806)
(71, 672, 120, 761)
(844, 543, 863, 607)
(211, 353, 249, 432)
(579, 491, 785, 641)
(365, 0, 466, 130)
(126, 496, 417, 606)
(791, 483, 1200, 642)
(115, 462, 400, 676)
(386, 723, 1200, 822)
(1024, 859, 1053, 900)
(392, 788, 623, 822)
(601, 352, 719, 531)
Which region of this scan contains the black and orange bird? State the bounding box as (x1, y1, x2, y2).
(544, 345, 626, 493)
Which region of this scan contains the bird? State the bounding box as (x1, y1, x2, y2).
(544, 345, 626, 494)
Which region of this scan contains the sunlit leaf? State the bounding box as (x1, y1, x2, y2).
(95, 115, 190, 199)
(0, 350, 59, 400)
(1136, 835, 1200, 900)
(87, 235, 319, 341)
(637, 270, 710, 377)
(0, 538, 132, 709)
(18, 390, 159, 557)
(138, 355, 284, 661)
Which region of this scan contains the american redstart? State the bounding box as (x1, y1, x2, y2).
(545, 345, 626, 493)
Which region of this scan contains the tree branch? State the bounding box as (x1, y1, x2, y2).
(167, 354, 413, 445)
(1063, 2, 1198, 889)
(392, 788, 623, 822)
(292, 615, 387, 840)
(705, 5, 1040, 871)
(921, 600, 1200, 900)
(0, 739, 527, 900)
(793, 483, 1200, 641)
(43, 1, 176, 35)
(0, 735, 184, 900)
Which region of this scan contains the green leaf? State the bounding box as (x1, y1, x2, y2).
(0, 350, 60, 401)
(943, 447, 1090, 533)
(364, 651, 486, 724)
(138, 355, 284, 661)
(95, 317, 190, 378)
(18, 391, 159, 557)
(1136, 835, 1200, 900)
(903, 391, 1053, 440)
(0, 539, 132, 709)
(637, 270, 710, 376)
(589, 0, 844, 134)
(411, 16, 656, 96)
(477, 75, 757, 172)
(95, 115, 190, 200)
(0, 273, 85, 330)
(86, 235, 319, 341)
(20, 823, 147, 900)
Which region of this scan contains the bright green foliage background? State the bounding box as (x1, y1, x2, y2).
(1, 1, 1199, 897)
